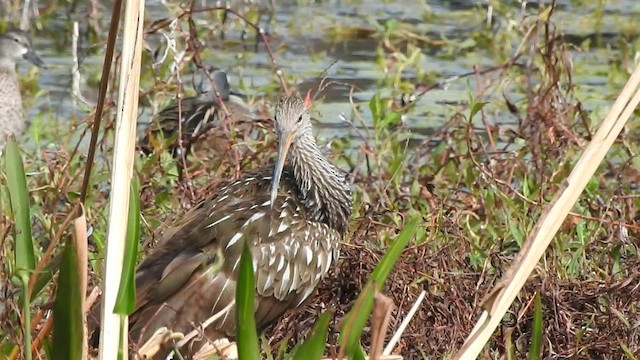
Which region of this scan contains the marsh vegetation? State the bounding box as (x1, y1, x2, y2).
(1, 0, 640, 358)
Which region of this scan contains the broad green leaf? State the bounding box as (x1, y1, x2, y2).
(339, 216, 420, 357)
(113, 178, 140, 314)
(465, 80, 487, 121)
(5, 137, 35, 360)
(528, 292, 543, 360)
(4, 137, 35, 273)
(52, 234, 83, 360)
(292, 311, 332, 360)
(380, 111, 402, 128)
(236, 243, 260, 359)
(469, 101, 487, 120)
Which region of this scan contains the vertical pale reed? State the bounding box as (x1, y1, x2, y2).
(98, 0, 146, 359)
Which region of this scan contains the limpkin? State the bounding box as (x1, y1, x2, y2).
(140, 67, 253, 156)
(0, 29, 45, 149)
(127, 95, 352, 357)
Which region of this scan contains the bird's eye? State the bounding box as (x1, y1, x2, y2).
(12, 38, 19, 43)
(297, 115, 304, 123)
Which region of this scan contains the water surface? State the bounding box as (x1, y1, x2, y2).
(16, 0, 640, 148)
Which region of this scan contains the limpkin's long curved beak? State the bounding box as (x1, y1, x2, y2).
(270, 131, 295, 208)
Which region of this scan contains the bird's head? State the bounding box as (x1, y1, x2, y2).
(270, 95, 313, 207)
(197, 67, 231, 101)
(0, 29, 45, 68)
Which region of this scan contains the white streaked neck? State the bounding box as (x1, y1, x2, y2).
(290, 128, 352, 233)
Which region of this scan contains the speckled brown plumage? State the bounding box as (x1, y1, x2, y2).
(126, 96, 352, 358)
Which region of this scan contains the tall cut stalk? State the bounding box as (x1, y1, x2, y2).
(98, 0, 146, 358)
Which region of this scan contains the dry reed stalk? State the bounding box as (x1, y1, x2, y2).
(98, 0, 146, 359)
(73, 206, 89, 359)
(454, 62, 640, 359)
(369, 291, 395, 360)
(383, 290, 426, 356)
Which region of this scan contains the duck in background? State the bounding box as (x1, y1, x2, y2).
(0, 28, 45, 150)
(141, 67, 254, 157)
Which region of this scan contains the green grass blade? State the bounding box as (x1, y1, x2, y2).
(4, 136, 35, 360)
(236, 242, 260, 359)
(368, 217, 420, 283)
(4, 137, 35, 273)
(352, 345, 367, 360)
(528, 292, 543, 360)
(292, 311, 332, 360)
(52, 233, 83, 359)
(620, 344, 638, 359)
(260, 334, 275, 360)
(18, 276, 31, 360)
(339, 216, 420, 357)
(113, 178, 140, 314)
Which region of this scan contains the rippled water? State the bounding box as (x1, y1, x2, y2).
(18, 0, 640, 147)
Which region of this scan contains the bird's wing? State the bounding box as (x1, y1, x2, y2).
(134, 180, 252, 311)
(250, 199, 338, 301)
(151, 97, 220, 138)
(218, 191, 341, 327)
(130, 170, 340, 342)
